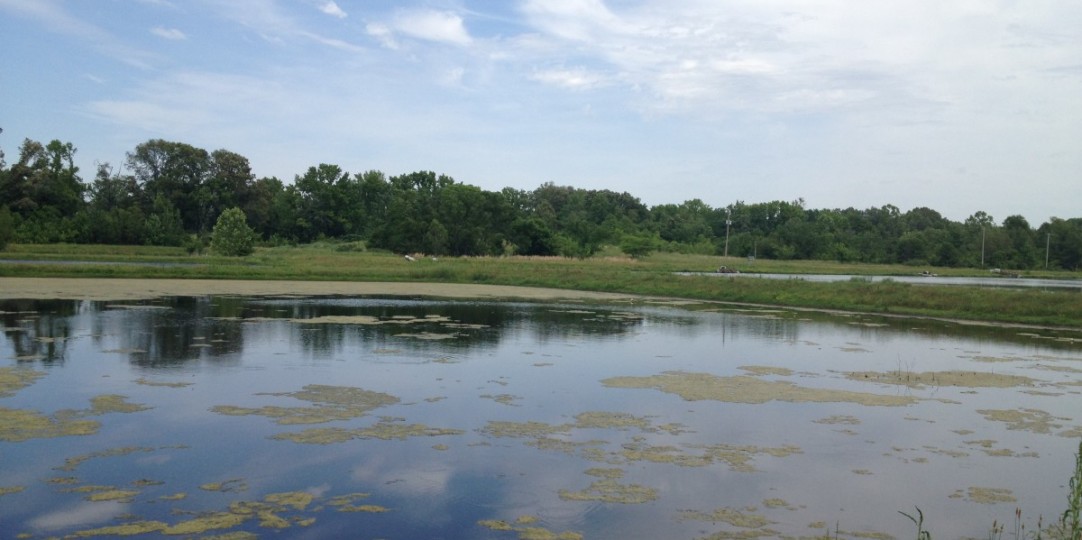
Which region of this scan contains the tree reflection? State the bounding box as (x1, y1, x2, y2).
(2, 296, 1078, 372)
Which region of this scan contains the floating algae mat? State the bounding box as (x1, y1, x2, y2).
(1, 293, 1081, 539)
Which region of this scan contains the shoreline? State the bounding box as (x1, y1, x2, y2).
(0, 277, 636, 302)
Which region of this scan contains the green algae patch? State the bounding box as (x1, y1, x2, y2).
(950, 486, 1017, 504)
(481, 420, 571, 439)
(1, 392, 152, 442)
(0, 406, 99, 441)
(200, 478, 248, 492)
(282, 384, 398, 408)
(88, 394, 151, 415)
(573, 411, 651, 430)
(602, 371, 917, 406)
(327, 492, 372, 510)
(162, 511, 248, 535)
(213, 384, 400, 425)
(680, 507, 773, 528)
(55, 447, 156, 472)
(86, 489, 140, 502)
(326, 492, 390, 512)
(356, 418, 461, 441)
(846, 370, 1034, 389)
(558, 468, 658, 504)
(271, 426, 355, 444)
(272, 418, 463, 444)
(0, 485, 25, 496)
(740, 366, 794, 377)
(71, 521, 168, 537)
(620, 441, 713, 467)
(263, 491, 314, 510)
(0, 367, 45, 397)
(976, 408, 1076, 435)
(620, 440, 802, 472)
(478, 517, 583, 540)
(479, 519, 516, 531)
(288, 314, 452, 326)
(341, 504, 389, 513)
(482, 393, 522, 406)
(814, 415, 861, 425)
(762, 498, 794, 510)
(212, 404, 370, 425)
(291, 315, 382, 324)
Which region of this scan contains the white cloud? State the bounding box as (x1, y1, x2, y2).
(299, 30, 364, 53)
(150, 26, 186, 40)
(392, 9, 472, 46)
(366, 22, 398, 49)
(530, 67, 606, 90)
(319, 1, 346, 19)
(521, 0, 623, 41)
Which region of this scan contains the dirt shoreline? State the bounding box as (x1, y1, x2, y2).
(0, 277, 636, 302)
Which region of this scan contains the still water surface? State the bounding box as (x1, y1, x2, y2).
(2, 295, 1081, 539)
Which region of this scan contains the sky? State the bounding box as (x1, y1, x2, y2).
(1, 0, 1080, 225)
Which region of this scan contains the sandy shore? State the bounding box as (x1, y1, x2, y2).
(0, 277, 637, 302)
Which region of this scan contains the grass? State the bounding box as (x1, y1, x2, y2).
(1, 243, 1080, 327)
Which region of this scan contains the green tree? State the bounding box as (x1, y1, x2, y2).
(620, 233, 659, 259)
(0, 206, 13, 250)
(126, 139, 211, 232)
(145, 195, 186, 246)
(423, 219, 449, 255)
(211, 207, 256, 256)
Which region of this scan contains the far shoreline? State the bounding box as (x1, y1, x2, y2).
(0, 277, 637, 303)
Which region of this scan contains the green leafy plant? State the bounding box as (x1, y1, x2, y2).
(210, 208, 256, 256)
(900, 507, 932, 540)
(1063, 440, 1082, 540)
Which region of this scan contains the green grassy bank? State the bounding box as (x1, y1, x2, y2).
(1, 243, 1080, 328)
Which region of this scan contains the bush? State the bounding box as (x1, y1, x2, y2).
(620, 234, 659, 259)
(210, 208, 256, 256)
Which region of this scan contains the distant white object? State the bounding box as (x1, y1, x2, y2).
(404, 255, 416, 262)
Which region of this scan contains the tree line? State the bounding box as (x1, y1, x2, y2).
(1, 137, 1080, 269)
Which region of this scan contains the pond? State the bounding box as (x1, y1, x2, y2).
(1, 293, 1081, 539)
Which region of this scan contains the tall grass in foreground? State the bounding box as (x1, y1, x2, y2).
(932, 439, 1082, 540)
(1061, 439, 1082, 540)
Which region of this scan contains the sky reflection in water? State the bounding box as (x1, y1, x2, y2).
(1, 296, 1081, 539)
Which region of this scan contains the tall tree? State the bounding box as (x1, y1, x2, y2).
(126, 139, 210, 232)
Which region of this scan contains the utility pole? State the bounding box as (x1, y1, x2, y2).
(723, 208, 732, 258)
(1045, 233, 1050, 269)
(980, 226, 986, 268)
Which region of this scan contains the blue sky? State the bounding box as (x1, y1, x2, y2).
(2, 0, 1080, 224)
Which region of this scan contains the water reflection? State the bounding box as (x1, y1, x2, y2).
(1, 296, 1080, 539)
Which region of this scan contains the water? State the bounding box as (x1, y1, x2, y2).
(1, 296, 1080, 539)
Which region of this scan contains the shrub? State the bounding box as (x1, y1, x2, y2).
(210, 208, 256, 256)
